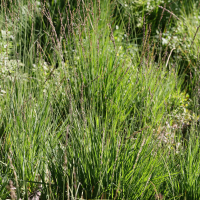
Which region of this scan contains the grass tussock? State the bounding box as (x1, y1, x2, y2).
(0, 0, 200, 199)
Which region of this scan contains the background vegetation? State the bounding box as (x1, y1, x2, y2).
(0, 0, 200, 199)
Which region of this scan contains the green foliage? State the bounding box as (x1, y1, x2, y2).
(1, 0, 200, 199)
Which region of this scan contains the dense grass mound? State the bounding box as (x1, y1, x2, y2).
(0, 0, 200, 199)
